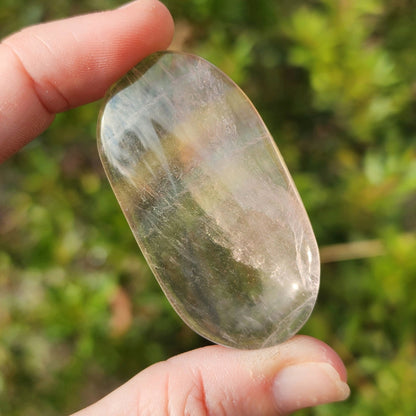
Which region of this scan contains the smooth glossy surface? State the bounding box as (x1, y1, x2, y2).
(97, 51, 320, 349)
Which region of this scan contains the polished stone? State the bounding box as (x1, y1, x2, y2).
(97, 51, 320, 349)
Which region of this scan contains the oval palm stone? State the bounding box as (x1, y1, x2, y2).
(97, 51, 320, 349)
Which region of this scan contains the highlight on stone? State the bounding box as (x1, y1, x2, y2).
(97, 51, 320, 349)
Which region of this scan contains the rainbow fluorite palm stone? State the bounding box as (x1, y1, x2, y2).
(97, 51, 320, 349)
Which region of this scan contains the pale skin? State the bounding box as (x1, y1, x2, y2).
(0, 0, 350, 414)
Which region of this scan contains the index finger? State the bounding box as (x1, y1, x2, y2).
(0, 0, 174, 162)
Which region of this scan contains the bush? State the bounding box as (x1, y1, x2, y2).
(1, 0, 415, 414)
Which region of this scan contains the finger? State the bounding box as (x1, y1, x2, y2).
(71, 336, 350, 416)
(0, 0, 174, 162)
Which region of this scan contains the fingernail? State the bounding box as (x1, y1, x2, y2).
(273, 362, 350, 413)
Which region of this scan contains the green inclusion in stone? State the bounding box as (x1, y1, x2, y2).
(97, 51, 320, 349)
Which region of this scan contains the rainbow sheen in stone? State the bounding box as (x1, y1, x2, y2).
(97, 51, 320, 349)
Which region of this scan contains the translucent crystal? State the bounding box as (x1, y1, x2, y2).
(97, 51, 320, 349)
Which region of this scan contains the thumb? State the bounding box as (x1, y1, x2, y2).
(71, 335, 350, 416)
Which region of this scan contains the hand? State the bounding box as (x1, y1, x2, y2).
(0, 0, 173, 162)
(0, 1, 350, 414)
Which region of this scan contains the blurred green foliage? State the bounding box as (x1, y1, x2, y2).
(0, 0, 415, 414)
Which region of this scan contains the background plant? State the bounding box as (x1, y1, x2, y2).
(0, 0, 415, 415)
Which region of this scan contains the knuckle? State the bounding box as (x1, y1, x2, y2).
(2, 32, 70, 114)
(183, 368, 227, 416)
(183, 379, 209, 416)
(134, 361, 231, 416)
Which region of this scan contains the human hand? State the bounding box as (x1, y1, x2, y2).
(0, 0, 173, 162)
(0, 1, 350, 414)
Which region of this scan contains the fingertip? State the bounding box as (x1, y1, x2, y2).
(116, 0, 175, 50)
(158, 337, 350, 415)
(154, 0, 175, 49)
(0, 0, 175, 161)
(273, 361, 350, 414)
(265, 336, 350, 413)
(290, 335, 348, 383)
